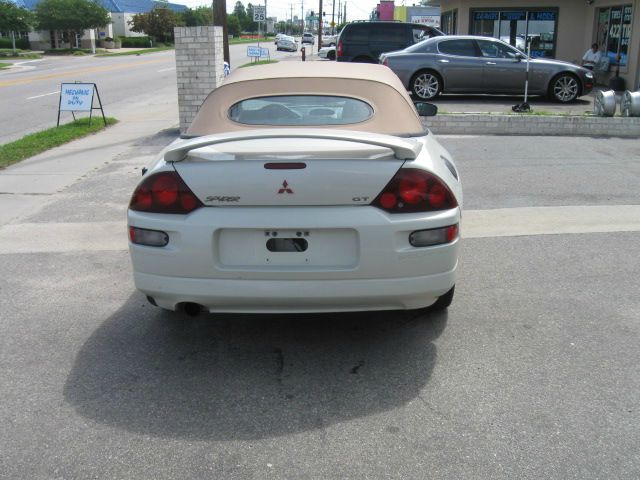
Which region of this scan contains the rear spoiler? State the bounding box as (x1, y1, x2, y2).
(164, 129, 423, 162)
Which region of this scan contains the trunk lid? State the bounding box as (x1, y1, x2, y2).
(172, 137, 406, 207)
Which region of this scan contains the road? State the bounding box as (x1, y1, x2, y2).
(0, 42, 302, 144)
(1, 131, 639, 479)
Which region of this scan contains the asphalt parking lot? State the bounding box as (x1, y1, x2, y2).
(1, 132, 639, 479)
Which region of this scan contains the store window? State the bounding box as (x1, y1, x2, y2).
(441, 9, 458, 35)
(596, 5, 632, 66)
(470, 9, 557, 58)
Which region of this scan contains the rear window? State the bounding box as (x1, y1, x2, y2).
(229, 96, 374, 126)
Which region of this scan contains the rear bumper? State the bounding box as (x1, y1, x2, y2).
(128, 205, 461, 313)
(135, 267, 456, 313)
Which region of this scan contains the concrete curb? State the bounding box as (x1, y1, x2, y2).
(423, 114, 640, 137)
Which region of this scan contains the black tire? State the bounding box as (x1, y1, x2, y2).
(549, 73, 581, 103)
(352, 56, 376, 64)
(327, 50, 336, 61)
(430, 286, 455, 311)
(411, 70, 442, 100)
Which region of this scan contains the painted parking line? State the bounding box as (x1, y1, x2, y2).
(27, 91, 60, 100)
(0, 205, 639, 254)
(463, 205, 640, 239)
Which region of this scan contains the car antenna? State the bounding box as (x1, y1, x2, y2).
(512, 33, 532, 113)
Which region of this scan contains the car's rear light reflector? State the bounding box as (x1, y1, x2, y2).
(337, 40, 343, 57)
(129, 226, 169, 247)
(129, 171, 203, 214)
(372, 168, 458, 213)
(409, 224, 458, 247)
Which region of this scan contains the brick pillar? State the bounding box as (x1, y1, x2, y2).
(174, 26, 225, 133)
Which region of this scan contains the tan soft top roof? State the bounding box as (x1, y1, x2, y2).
(186, 62, 425, 137)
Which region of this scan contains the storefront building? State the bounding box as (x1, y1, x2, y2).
(438, 0, 640, 90)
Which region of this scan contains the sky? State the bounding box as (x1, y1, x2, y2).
(178, 0, 381, 24)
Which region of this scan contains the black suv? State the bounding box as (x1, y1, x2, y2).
(337, 21, 444, 63)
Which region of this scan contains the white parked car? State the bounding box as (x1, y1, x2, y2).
(127, 63, 462, 315)
(276, 35, 298, 52)
(302, 32, 315, 45)
(321, 34, 337, 47)
(319, 46, 336, 60)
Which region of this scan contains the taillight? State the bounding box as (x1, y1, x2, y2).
(372, 168, 457, 213)
(382, 57, 388, 66)
(337, 40, 342, 57)
(129, 171, 203, 214)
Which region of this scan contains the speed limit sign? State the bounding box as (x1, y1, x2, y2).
(253, 6, 266, 21)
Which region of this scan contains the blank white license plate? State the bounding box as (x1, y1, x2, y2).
(217, 229, 358, 268)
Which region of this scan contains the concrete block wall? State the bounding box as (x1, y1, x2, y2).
(424, 114, 640, 138)
(174, 26, 224, 133)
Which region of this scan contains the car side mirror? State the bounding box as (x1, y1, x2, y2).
(414, 102, 438, 117)
(515, 53, 525, 62)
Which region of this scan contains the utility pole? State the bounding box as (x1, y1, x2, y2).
(331, 0, 335, 34)
(290, 4, 294, 34)
(213, 0, 230, 65)
(301, 0, 304, 34)
(343, 1, 346, 24)
(318, 0, 322, 52)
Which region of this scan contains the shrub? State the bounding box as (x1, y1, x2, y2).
(118, 36, 152, 48)
(0, 37, 31, 50)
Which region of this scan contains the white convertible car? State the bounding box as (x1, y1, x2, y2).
(127, 63, 462, 315)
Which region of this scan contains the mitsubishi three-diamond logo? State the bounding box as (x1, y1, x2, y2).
(277, 180, 294, 194)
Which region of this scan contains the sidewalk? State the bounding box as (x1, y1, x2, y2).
(0, 92, 178, 226)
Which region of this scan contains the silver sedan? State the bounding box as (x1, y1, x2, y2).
(380, 36, 595, 103)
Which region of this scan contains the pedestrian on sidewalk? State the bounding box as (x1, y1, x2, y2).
(582, 43, 601, 70)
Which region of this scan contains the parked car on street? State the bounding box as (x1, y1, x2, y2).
(274, 33, 285, 44)
(319, 46, 336, 60)
(127, 63, 462, 315)
(322, 34, 337, 47)
(337, 21, 444, 63)
(276, 35, 298, 52)
(302, 32, 315, 45)
(380, 36, 595, 103)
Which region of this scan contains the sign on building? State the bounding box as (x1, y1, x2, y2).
(411, 15, 440, 27)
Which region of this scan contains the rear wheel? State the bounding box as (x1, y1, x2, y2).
(411, 70, 442, 100)
(430, 286, 454, 311)
(550, 73, 580, 103)
(327, 50, 336, 60)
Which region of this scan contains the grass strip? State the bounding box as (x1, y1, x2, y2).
(230, 37, 270, 44)
(96, 47, 174, 57)
(0, 117, 118, 169)
(239, 59, 279, 68)
(0, 62, 10, 70)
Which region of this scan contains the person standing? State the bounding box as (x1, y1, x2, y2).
(582, 43, 601, 70)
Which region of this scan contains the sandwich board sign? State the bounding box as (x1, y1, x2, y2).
(57, 82, 106, 126)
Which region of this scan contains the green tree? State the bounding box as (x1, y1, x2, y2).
(180, 6, 212, 27)
(226, 14, 240, 37)
(0, 0, 34, 54)
(232, 1, 246, 22)
(35, 0, 110, 48)
(129, 5, 181, 43)
(243, 3, 257, 32)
